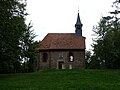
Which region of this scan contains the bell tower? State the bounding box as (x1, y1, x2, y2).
(75, 11, 83, 36)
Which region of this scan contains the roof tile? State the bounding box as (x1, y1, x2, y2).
(39, 33, 85, 50)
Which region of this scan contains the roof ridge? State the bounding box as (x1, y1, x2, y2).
(48, 33, 74, 34)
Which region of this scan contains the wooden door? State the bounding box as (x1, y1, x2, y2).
(58, 62, 64, 69)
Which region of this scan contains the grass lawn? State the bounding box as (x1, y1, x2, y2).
(0, 69, 120, 90)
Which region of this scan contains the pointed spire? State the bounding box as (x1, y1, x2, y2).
(75, 12, 82, 27)
(75, 11, 83, 36)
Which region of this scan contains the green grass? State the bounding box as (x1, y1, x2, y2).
(0, 69, 120, 90)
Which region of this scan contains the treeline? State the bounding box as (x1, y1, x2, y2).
(86, 0, 120, 69)
(0, 0, 39, 73)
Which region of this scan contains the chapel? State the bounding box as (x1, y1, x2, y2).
(36, 12, 86, 70)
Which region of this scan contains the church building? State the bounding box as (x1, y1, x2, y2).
(37, 12, 86, 70)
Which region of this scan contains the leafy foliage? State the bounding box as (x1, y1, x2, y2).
(0, 0, 37, 73)
(91, 1, 120, 69)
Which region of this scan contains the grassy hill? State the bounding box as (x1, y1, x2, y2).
(0, 69, 120, 90)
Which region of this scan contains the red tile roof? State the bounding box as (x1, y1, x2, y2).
(39, 33, 85, 50)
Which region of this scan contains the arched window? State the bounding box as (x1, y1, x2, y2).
(42, 53, 48, 62)
(68, 52, 74, 62)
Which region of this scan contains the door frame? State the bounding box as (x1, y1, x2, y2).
(58, 61, 64, 69)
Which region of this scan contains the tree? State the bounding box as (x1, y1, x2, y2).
(85, 50, 92, 68)
(0, 0, 37, 73)
(91, 1, 120, 69)
(20, 23, 39, 72)
(27, 41, 39, 72)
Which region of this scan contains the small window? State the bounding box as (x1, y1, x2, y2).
(42, 53, 48, 62)
(59, 52, 64, 60)
(68, 52, 74, 62)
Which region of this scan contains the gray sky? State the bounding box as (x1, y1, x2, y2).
(26, 0, 114, 50)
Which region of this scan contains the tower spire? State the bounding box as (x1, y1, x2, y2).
(75, 11, 83, 36)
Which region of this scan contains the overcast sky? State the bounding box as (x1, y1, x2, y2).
(26, 0, 114, 50)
